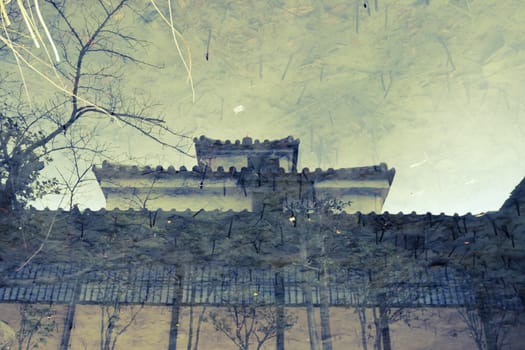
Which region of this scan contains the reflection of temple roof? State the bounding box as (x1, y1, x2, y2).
(194, 135, 300, 173)
(92, 161, 396, 212)
(92, 161, 395, 184)
(193, 135, 300, 148)
(92, 135, 396, 213)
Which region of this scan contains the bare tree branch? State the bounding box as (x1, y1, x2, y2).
(0, 0, 191, 210)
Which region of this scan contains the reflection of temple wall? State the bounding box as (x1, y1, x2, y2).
(100, 176, 252, 211)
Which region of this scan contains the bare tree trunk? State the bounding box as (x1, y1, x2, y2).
(60, 280, 81, 350)
(192, 305, 207, 350)
(187, 284, 196, 350)
(102, 305, 115, 350)
(372, 306, 381, 350)
(193, 279, 218, 350)
(168, 269, 185, 350)
(303, 282, 320, 350)
(356, 306, 368, 350)
(476, 291, 498, 350)
(378, 298, 391, 350)
(274, 270, 286, 350)
(480, 311, 497, 350)
(319, 263, 333, 350)
(300, 235, 319, 350)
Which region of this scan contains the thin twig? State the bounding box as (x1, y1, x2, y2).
(16, 196, 65, 272)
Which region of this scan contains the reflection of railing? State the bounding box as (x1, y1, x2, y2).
(0, 263, 522, 310)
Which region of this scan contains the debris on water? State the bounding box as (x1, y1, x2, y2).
(233, 105, 245, 114)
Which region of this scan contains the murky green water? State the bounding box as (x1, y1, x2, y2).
(1, 1, 525, 349)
